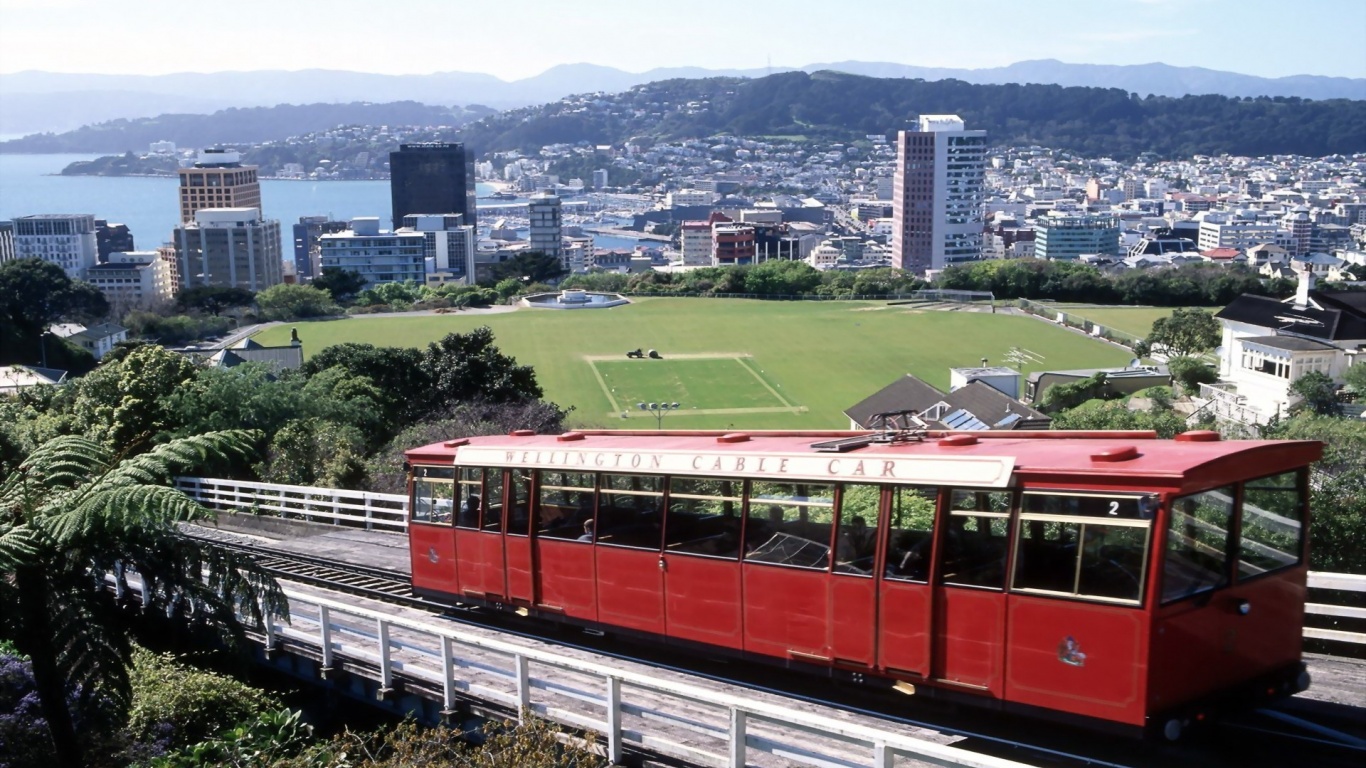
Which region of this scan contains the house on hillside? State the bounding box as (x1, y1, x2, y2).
(185, 334, 304, 374)
(1209, 268, 1366, 421)
(845, 367, 1050, 431)
(0, 366, 68, 396)
(49, 322, 128, 361)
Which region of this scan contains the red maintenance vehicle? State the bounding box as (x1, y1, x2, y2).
(404, 427, 1321, 739)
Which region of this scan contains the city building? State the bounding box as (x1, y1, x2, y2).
(666, 189, 716, 208)
(12, 214, 98, 279)
(83, 250, 176, 310)
(527, 193, 564, 266)
(1211, 269, 1366, 421)
(1034, 213, 1120, 260)
(318, 217, 426, 287)
(0, 221, 14, 265)
(679, 220, 713, 266)
(398, 214, 475, 286)
(891, 115, 987, 274)
(292, 216, 348, 281)
(173, 208, 283, 291)
(592, 168, 609, 189)
(712, 223, 756, 266)
(1281, 208, 1312, 256)
(156, 244, 180, 288)
(389, 142, 476, 230)
(95, 220, 134, 260)
(1196, 215, 1281, 252)
(178, 149, 261, 224)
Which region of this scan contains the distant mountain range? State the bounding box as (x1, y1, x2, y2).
(3, 59, 1362, 137)
(13, 71, 1362, 161)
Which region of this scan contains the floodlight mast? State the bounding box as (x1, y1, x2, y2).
(637, 400, 681, 428)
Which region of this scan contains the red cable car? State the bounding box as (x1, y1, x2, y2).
(404, 428, 1321, 738)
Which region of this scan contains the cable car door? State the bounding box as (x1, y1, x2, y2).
(876, 485, 938, 678)
(931, 489, 1012, 696)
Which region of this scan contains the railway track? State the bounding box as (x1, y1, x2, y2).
(181, 529, 1364, 768)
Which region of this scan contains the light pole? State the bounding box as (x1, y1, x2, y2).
(637, 401, 680, 428)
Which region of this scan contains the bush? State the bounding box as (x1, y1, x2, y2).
(1167, 356, 1218, 395)
(126, 649, 281, 751)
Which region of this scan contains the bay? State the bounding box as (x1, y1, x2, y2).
(0, 154, 499, 250)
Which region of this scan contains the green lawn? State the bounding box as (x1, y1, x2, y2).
(257, 299, 1132, 429)
(1048, 305, 1194, 339)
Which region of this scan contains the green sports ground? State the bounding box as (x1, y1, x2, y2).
(254, 298, 1133, 430)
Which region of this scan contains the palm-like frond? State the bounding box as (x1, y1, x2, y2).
(0, 522, 39, 570)
(44, 484, 216, 545)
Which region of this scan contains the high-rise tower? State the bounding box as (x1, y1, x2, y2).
(891, 115, 986, 274)
(389, 143, 477, 230)
(528, 193, 563, 267)
(178, 149, 261, 223)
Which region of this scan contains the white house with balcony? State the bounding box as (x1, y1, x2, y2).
(1208, 269, 1366, 422)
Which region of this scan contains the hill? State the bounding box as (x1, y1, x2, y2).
(0, 101, 495, 154)
(453, 70, 1366, 159)
(2, 60, 1360, 137)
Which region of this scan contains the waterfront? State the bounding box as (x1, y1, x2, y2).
(0, 154, 652, 253)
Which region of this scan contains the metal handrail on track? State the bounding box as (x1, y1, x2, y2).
(175, 476, 1366, 647)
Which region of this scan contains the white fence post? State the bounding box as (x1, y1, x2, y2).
(728, 708, 746, 768)
(377, 618, 392, 697)
(441, 636, 456, 713)
(515, 654, 530, 721)
(318, 605, 333, 674)
(605, 675, 623, 764)
(873, 742, 894, 768)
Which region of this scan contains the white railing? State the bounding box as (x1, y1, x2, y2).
(175, 479, 1366, 648)
(176, 476, 408, 532)
(1197, 383, 1267, 426)
(1306, 571, 1366, 646)
(264, 586, 1032, 768)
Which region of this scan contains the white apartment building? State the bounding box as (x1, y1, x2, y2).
(0, 221, 13, 265)
(1196, 215, 1281, 251)
(174, 208, 283, 291)
(891, 115, 987, 274)
(679, 220, 713, 266)
(807, 241, 842, 269)
(666, 189, 716, 208)
(319, 217, 425, 287)
(84, 251, 176, 310)
(12, 214, 99, 279)
(398, 214, 475, 286)
(528, 193, 564, 266)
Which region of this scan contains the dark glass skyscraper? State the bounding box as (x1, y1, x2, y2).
(389, 142, 477, 230)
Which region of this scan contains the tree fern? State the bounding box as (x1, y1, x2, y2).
(0, 428, 286, 768)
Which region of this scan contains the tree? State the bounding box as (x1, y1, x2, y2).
(1344, 362, 1366, 395)
(312, 267, 368, 303)
(254, 283, 340, 321)
(1051, 399, 1190, 439)
(1144, 308, 1221, 357)
(1167, 356, 1219, 395)
(1289, 371, 1340, 416)
(743, 260, 821, 296)
(175, 286, 255, 316)
(486, 251, 568, 286)
(302, 344, 430, 431)
(0, 259, 109, 366)
(259, 418, 369, 489)
(422, 328, 543, 408)
(0, 431, 288, 768)
(69, 344, 199, 449)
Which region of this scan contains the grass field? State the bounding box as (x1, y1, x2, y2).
(1049, 305, 1194, 338)
(256, 298, 1132, 429)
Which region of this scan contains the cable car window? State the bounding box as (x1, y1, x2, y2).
(412, 466, 454, 524)
(507, 468, 532, 537)
(597, 474, 664, 550)
(455, 466, 484, 529)
(536, 471, 595, 540)
(1238, 470, 1304, 579)
(883, 486, 938, 582)
(746, 482, 835, 571)
(1013, 494, 1151, 604)
(1162, 487, 1234, 603)
(833, 484, 881, 576)
(481, 469, 505, 533)
(665, 477, 742, 559)
(942, 490, 1012, 589)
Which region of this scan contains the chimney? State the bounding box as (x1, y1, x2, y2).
(1294, 264, 1315, 307)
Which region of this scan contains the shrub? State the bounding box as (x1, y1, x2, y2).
(126, 649, 281, 751)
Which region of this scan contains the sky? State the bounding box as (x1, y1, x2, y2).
(1, 0, 1363, 81)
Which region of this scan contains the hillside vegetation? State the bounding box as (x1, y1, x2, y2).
(0, 101, 494, 154)
(456, 70, 1366, 158)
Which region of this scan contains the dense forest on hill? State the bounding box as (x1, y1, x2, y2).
(456, 70, 1366, 158)
(0, 101, 494, 154)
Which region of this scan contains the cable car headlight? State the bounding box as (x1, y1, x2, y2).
(1138, 494, 1160, 519)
